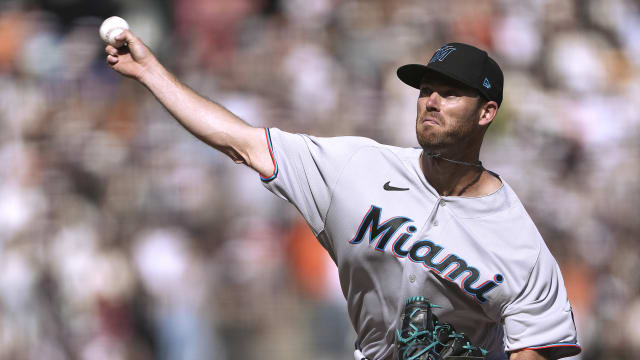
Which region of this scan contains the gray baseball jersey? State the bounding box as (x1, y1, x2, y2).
(260, 128, 581, 360)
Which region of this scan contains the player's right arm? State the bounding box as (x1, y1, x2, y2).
(104, 30, 274, 177)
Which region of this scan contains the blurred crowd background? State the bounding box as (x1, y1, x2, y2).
(1, 0, 640, 359)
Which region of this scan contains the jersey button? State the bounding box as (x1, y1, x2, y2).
(439, 199, 446, 207)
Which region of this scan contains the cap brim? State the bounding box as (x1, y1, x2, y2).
(396, 64, 426, 89)
(396, 64, 478, 94)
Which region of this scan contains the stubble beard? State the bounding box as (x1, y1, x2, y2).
(416, 111, 477, 154)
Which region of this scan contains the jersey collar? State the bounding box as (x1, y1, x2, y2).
(410, 150, 514, 219)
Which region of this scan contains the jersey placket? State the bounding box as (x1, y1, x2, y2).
(416, 197, 448, 239)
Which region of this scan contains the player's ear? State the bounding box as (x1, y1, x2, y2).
(478, 100, 498, 127)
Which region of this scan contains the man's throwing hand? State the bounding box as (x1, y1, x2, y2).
(105, 30, 157, 81)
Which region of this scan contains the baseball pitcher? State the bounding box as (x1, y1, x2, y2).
(105, 27, 580, 360)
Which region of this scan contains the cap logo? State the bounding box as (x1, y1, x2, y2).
(429, 45, 456, 63)
(482, 77, 491, 89)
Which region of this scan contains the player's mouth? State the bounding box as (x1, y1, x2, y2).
(421, 116, 440, 126)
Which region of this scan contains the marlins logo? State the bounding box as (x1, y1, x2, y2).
(429, 45, 456, 63)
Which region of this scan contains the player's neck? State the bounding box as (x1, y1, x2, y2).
(420, 151, 500, 197)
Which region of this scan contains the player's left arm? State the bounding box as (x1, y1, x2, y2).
(509, 349, 549, 360)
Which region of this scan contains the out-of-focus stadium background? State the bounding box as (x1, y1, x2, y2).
(1, 0, 639, 359)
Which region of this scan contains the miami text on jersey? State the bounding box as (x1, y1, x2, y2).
(349, 205, 504, 303)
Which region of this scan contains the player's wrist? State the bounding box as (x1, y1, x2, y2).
(137, 59, 165, 86)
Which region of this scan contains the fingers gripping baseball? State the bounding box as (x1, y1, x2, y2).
(105, 30, 156, 80)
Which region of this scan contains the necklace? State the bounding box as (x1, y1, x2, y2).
(425, 152, 484, 170)
(421, 152, 485, 196)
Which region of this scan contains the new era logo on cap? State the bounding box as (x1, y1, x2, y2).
(483, 78, 491, 89)
(429, 45, 456, 63)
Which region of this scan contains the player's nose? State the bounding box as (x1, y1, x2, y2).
(423, 91, 441, 111)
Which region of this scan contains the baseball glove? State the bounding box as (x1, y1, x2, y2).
(395, 296, 488, 360)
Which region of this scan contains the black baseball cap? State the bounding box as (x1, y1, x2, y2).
(397, 42, 504, 106)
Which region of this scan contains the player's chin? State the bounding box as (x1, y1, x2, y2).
(416, 132, 440, 150)
(416, 125, 438, 139)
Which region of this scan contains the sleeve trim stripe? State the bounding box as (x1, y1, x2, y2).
(260, 128, 278, 182)
(523, 342, 582, 352)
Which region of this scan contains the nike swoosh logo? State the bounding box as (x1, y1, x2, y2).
(383, 181, 409, 191)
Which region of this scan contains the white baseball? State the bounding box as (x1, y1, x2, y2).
(99, 16, 130, 48)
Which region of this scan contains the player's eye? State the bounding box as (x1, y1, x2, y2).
(419, 87, 433, 98)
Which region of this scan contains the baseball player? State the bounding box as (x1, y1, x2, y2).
(106, 29, 580, 360)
